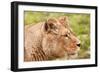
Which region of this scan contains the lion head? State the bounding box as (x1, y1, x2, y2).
(42, 16, 80, 60)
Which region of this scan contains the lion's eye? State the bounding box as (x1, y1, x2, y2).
(65, 34, 68, 37)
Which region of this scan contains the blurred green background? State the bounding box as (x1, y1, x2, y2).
(24, 11, 90, 59)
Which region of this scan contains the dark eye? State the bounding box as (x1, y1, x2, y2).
(65, 34, 68, 37)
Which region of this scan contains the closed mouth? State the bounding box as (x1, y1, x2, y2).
(68, 52, 76, 55)
(67, 48, 79, 55)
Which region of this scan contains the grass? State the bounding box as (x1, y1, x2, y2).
(24, 11, 90, 59)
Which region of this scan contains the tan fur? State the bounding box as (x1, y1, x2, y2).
(24, 16, 80, 61)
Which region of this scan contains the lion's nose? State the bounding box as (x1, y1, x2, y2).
(77, 43, 80, 47)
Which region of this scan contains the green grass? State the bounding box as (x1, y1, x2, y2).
(24, 11, 90, 59)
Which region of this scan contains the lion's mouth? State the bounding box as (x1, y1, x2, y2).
(66, 48, 80, 59)
(68, 52, 76, 55)
(67, 48, 80, 55)
(67, 52, 77, 56)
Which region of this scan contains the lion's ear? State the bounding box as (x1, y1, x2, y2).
(59, 16, 69, 25)
(44, 18, 57, 32)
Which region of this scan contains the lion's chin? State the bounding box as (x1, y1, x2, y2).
(67, 48, 80, 59)
(68, 53, 78, 59)
(67, 51, 79, 59)
(67, 52, 78, 60)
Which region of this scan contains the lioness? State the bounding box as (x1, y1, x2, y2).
(24, 16, 80, 61)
